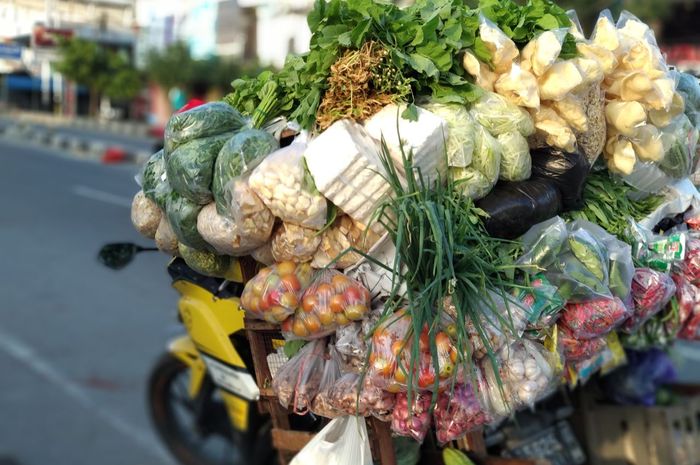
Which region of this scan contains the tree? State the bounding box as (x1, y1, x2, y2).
(54, 38, 141, 116)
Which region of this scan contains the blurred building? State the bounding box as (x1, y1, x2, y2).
(0, 0, 137, 113)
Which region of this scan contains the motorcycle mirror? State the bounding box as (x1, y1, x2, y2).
(98, 243, 154, 269)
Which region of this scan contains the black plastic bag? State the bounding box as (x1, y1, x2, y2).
(530, 148, 589, 211)
(476, 179, 563, 239)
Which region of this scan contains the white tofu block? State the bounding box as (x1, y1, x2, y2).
(304, 119, 391, 228)
(364, 104, 448, 185)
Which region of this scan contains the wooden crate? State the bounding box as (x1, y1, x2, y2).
(582, 403, 700, 465)
(245, 318, 397, 465)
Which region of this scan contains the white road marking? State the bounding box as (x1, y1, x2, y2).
(72, 185, 132, 208)
(0, 327, 174, 464)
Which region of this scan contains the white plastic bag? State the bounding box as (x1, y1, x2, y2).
(289, 416, 372, 465)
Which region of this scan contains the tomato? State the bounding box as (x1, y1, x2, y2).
(329, 294, 346, 313)
(419, 328, 430, 353)
(296, 263, 313, 286)
(394, 367, 407, 383)
(435, 332, 451, 351)
(449, 347, 459, 364)
(335, 312, 350, 326)
(270, 305, 291, 322)
(276, 261, 297, 276)
(315, 283, 334, 301)
(279, 292, 299, 309)
(247, 295, 261, 312)
(264, 274, 281, 290)
(258, 293, 271, 311)
(250, 279, 265, 296)
(417, 370, 436, 389)
(342, 286, 363, 304)
(344, 304, 367, 321)
(331, 273, 350, 292)
(445, 323, 457, 338)
(317, 306, 335, 326)
(391, 340, 406, 357)
(281, 317, 293, 333)
(302, 313, 322, 333)
(280, 274, 301, 292)
(302, 295, 319, 313)
(266, 290, 282, 306)
(292, 318, 310, 338)
(372, 357, 395, 377)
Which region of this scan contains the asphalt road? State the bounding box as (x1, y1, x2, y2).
(0, 139, 178, 465)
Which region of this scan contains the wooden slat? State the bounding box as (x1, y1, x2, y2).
(271, 428, 315, 452)
(369, 417, 397, 465)
(244, 318, 279, 331)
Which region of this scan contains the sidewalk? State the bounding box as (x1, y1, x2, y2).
(1, 110, 150, 138)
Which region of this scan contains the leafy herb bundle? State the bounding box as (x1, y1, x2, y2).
(565, 171, 664, 241)
(367, 137, 530, 407)
(224, 0, 576, 130)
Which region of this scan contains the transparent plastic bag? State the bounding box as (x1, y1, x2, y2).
(659, 115, 698, 180)
(494, 63, 540, 109)
(165, 191, 209, 251)
(290, 416, 373, 465)
(141, 150, 166, 203)
(517, 216, 569, 270)
(164, 102, 248, 153)
(422, 103, 476, 168)
(391, 392, 432, 443)
(249, 138, 327, 229)
(478, 14, 519, 74)
(621, 160, 672, 194)
(682, 239, 700, 284)
(240, 262, 313, 323)
(622, 268, 676, 333)
(212, 128, 278, 217)
(470, 92, 535, 137)
(479, 340, 559, 417)
(196, 203, 265, 256)
(165, 132, 233, 205)
(521, 29, 567, 78)
(675, 275, 700, 339)
(311, 216, 381, 270)
(368, 310, 459, 391)
(328, 373, 395, 420)
(335, 322, 367, 373)
(131, 190, 161, 239)
(155, 216, 179, 255)
(288, 270, 371, 340)
(517, 274, 566, 329)
(433, 383, 490, 445)
(271, 222, 322, 263)
(591, 10, 620, 54)
(311, 348, 342, 419)
(177, 243, 230, 278)
(251, 242, 274, 266)
(559, 296, 631, 339)
(497, 132, 531, 182)
(558, 324, 607, 362)
(272, 339, 325, 414)
(220, 176, 275, 243)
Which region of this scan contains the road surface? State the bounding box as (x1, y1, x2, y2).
(0, 139, 177, 465)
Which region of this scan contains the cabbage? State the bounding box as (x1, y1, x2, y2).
(471, 124, 502, 183)
(497, 132, 532, 182)
(422, 103, 476, 168)
(470, 92, 535, 137)
(450, 167, 494, 200)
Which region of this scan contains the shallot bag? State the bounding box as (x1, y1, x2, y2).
(622, 268, 676, 333)
(559, 296, 631, 339)
(284, 270, 371, 340)
(675, 275, 700, 340)
(479, 340, 559, 417)
(681, 238, 700, 284)
(272, 339, 325, 414)
(391, 392, 432, 443)
(240, 262, 313, 323)
(327, 373, 395, 420)
(249, 137, 328, 230)
(558, 324, 607, 362)
(311, 348, 341, 419)
(433, 383, 490, 444)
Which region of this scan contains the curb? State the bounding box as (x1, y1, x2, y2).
(0, 123, 151, 165)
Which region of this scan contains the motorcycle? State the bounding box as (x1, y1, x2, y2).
(98, 243, 300, 465)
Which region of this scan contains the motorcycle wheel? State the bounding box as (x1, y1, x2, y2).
(148, 353, 275, 465)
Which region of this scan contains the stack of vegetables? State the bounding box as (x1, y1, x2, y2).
(130, 0, 700, 446)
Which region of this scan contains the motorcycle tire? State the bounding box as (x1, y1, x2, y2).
(148, 352, 275, 465)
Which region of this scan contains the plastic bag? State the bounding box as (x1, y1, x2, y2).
(196, 203, 266, 256)
(335, 323, 366, 373)
(249, 139, 327, 229)
(516, 274, 566, 329)
(497, 132, 532, 182)
(422, 103, 476, 168)
(141, 150, 166, 204)
(476, 178, 563, 240)
(165, 132, 233, 205)
(368, 310, 458, 391)
(311, 348, 342, 419)
(517, 216, 569, 270)
(288, 271, 371, 339)
(675, 275, 700, 339)
(479, 340, 558, 416)
(131, 190, 161, 239)
(251, 242, 274, 266)
(212, 128, 278, 217)
(677, 72, 700, 128)
(470, 92, 535, 137)
(494, 63, 540, 109)
(273, 339, 325, 414)
(177, 243, 230, 278)
(240, 262, 313, 323)
(271, 223, 322, 263)
(683, 239, 700, 284)
(433, 384, 490, 444)
(155, 216, 179, 255)
(478, 14, 519, 74)
(575, 83, 607, 165)
(558, 324, 607, 362)
(622, 268, 676, 333)
(391, 392, 432, 443)
(621, 160, 672, 194)
(164, 102, 248, 153)
(602, 348, 676, 406)
(530, 148, 589, 211)
(559, 296, 631, 339)
(659, 115, 698, 179)
(328, 373, 395, 420)
(289, 415, 373, 465)
(311, 216, 381, 269)
(165, 192, 209, 250)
